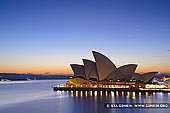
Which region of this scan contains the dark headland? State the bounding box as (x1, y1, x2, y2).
(0, 73, 70, 81)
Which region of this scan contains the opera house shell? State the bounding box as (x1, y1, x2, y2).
(69, 51, 158, 86)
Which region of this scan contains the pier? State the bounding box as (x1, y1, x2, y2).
(53, 86, 170, 93)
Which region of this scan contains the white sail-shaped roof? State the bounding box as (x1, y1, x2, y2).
(92, 51, 117, 81)
(83, 59, 99, 80)
(70, 51, 157, 83)
(118, 64, 138, 81)
(106, 70, 125, 80)
(133, 73, 142, 81)
(142, 72, 157, 83)
(133, 72, 157, 83)
(106, 64, 137, 81)
(70, 64, 86, 78)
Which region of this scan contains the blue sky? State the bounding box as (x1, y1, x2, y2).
(0, 0, 170, 74)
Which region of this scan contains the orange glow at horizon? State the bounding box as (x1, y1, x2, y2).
(136, 67, 170, 74)
(0, 66, 169, 75)
(0, 66, 73, 75)
(0, 69, 73, 75)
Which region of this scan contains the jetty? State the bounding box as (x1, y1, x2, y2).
(53, 85, 170, 93)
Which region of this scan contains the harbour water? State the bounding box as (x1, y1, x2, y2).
(0, 80, 170, 113)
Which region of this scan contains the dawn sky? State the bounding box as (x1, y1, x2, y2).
(0, 0, 170, 74)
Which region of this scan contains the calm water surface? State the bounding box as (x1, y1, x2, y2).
(0, 80, 170, 113)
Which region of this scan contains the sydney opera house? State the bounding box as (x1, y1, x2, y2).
(54, 51, 169, 91)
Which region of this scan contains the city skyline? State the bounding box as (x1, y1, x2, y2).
(0, 0, 170, 74)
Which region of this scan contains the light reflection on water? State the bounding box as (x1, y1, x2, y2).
(0, 80, 170, 113)
(63, 90, 170, 103)
(58, 90, 170, 113)
(60, 86, 169, 113)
